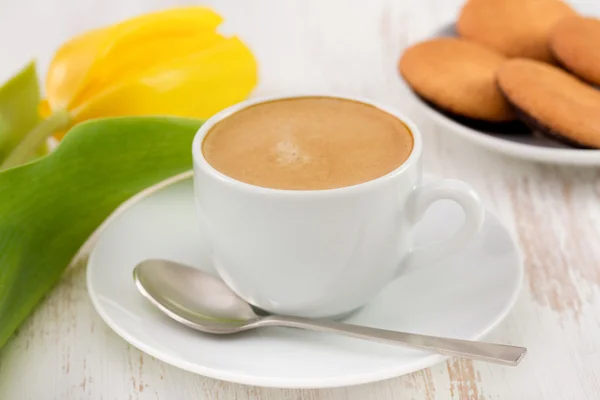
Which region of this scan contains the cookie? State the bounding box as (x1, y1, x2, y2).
(399, 38, 514, 122)
(550, 16, 600, 86)
(497, 59, 600, 148)
(457, 0, 576, 62)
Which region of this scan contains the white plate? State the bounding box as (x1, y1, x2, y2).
(406, 23, 600, 166)
(87, 177, 523, 388)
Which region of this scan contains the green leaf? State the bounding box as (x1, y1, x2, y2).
(0, 62, 45, 164)
(0, 116, 203, 349)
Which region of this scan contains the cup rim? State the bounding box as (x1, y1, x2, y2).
(192, 94, 422, 196)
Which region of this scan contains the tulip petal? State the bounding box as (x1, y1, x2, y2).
(46, 7, 223, 112)
(104, 6, 223, 51)
(75, 34, 227, 106)
(72, 37, 257, 122)
(45, 27, 110, 110)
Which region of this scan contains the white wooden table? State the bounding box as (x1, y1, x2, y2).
(1, 0, 600, 398)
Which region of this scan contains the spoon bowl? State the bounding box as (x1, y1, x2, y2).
(133, 259, 261, 333)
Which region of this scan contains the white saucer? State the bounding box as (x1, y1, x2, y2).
(406, 23, 600, 166)
(87, 177, 523, 389)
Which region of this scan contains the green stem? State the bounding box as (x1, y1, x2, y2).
(1, 110, 70, 170)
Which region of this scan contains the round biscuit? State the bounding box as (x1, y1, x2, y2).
(550, 16, 600, 85)
(497, 58, 600, 148)
(457, 0, 576, 62)
(399, 38, 514, 122)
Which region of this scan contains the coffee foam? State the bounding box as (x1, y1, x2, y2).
(202, 97, 413, 190)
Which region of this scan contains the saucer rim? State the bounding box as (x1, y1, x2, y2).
(87, 175, 524, 389)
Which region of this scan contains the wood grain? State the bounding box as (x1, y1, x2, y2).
(1, 0, 600, 399)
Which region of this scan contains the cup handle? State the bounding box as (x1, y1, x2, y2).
(398, 179, 485, 276)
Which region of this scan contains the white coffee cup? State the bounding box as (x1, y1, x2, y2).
(192, 95, 485, 319)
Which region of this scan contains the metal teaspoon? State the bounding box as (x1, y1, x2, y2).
(133, 259, 527, 366)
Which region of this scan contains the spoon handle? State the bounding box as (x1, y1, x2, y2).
(260, 316, 526, 366)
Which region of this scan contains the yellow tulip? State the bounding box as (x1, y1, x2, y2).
(41, 6, 257, 138)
